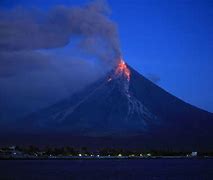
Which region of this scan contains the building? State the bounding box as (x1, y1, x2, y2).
(191, 152, 198, 157)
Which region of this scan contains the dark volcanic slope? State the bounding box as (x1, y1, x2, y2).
(20, 66, 160, 135)
(129, 67, 213, 147)
(130, 67, 213, 132)
(2, 64, 213, 150)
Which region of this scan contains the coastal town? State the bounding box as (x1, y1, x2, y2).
(1, 145, 211, 160)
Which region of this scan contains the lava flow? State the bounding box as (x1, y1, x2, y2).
(115, 58, 131, 81)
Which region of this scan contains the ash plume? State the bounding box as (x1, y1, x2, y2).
(146, 73, 161, 84)
(0, 0, 121, 67)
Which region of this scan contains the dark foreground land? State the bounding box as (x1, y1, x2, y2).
(0, 159, 213, 180)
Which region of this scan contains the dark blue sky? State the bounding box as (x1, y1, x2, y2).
(1, 0, 213, 112)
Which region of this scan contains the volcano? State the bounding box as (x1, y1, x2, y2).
(2, 59, 213, 150)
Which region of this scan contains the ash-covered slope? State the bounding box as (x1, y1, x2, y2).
(21, 60, 160, 135)
(4, 60, 213, 149)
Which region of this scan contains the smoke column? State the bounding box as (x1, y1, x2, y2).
(0, 0, 121, 67)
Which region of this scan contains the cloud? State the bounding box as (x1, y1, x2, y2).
(0, 57, 105, 121)
(146, 73, 161, 84)
(0, 51, 51, 77)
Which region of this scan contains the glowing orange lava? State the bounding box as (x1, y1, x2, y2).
(115, 59, 131, 81)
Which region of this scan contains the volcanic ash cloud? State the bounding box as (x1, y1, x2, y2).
(0, 0, 121, 67)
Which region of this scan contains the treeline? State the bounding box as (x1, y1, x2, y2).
(1, 146, 213, 157)
(13, 146, 81, 156)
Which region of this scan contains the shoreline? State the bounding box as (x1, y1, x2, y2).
(1, 156, 213, 160)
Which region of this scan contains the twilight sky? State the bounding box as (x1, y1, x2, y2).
(0, 0, 212, 122)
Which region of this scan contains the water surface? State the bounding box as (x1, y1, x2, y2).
(0, 159, 213, 180)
